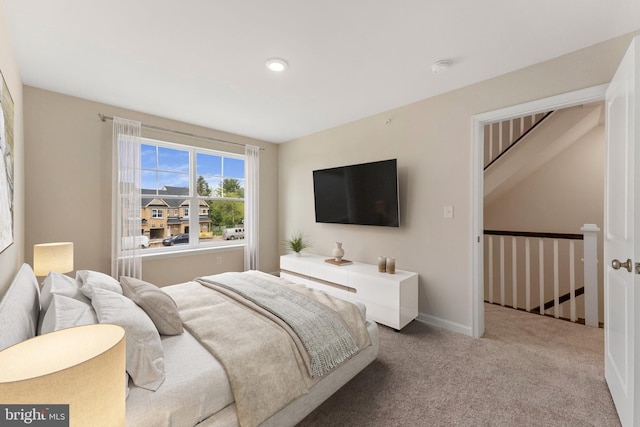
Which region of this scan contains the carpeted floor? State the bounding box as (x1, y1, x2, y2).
(297, 303, 620, 426)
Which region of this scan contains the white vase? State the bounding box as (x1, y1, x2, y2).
(333, 242, 345, 262)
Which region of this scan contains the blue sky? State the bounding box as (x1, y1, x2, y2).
(140, 144, 244, 191)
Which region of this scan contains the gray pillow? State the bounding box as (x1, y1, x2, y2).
(91, 287, 165, 391)
(120, 276, 183, 336)
(77, 270, 123, 299)
(40, 294, 97, 334)
(40, 271, 90, 310)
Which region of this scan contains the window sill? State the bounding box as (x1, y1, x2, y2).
(139, 244, 244, 261)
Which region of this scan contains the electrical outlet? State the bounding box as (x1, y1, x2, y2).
(444, 205, 454, 219)
(216, 256, 222, 265)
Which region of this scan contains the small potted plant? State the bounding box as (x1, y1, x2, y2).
(285, 231, 309, 256)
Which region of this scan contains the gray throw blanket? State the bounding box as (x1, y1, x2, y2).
(198, 272, 359, 378)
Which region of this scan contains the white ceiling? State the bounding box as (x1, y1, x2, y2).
(3, 1, 640, 143)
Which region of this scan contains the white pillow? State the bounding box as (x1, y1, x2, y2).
(40, 294, 97, 335)
(40, 272, 89, 311)
(91, 287, 165, 391)
(77, 270, 122, 299)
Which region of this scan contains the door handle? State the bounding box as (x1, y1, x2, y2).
(612, 258, 633, 272)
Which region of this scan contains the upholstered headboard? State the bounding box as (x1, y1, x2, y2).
(0, 263, 40, 351)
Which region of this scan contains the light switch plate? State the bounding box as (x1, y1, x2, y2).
(444, 205, 454, 219)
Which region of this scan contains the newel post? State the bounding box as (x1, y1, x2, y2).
(581, 224, 600, 328)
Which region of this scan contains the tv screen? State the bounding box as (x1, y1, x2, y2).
(313, 159, 400, 227)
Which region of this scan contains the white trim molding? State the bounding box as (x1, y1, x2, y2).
(416, 313, 472, 337)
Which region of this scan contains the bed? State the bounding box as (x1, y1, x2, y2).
(0, 264, 379, 427)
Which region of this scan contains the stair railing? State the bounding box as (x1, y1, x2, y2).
(484, 111, 553, 170)
(484, 224, 600, 327)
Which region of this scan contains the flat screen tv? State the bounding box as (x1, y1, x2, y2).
(313, 159, 400, 227)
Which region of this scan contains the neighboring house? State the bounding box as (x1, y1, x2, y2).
(141, 186, 211, 240)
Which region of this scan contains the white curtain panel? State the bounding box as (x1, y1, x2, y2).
(244, 145, 260, 271)
(111, 117, 142, 279)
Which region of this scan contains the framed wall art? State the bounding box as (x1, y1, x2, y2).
(0, 70, 14, 254)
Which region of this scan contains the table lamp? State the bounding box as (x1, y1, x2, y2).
(33, 242, 74, 276)
(0, 324, 126, 426)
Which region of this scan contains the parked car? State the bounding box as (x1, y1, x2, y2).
(162, 233, 189, 246)
(223, 228, 245, 240)
(122, 235, 150, 249)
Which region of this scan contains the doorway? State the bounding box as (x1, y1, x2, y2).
(470, 84, 608, 338)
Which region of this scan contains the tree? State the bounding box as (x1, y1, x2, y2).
(208, 204, 223, 227)
(208, 178, 244, 228)
(214, 178, 244, 198)
(197, 175, 212, 196)
(208, 200, 244, 228)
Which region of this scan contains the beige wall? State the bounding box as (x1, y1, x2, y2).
(143, 247, 245, 286)
(23, 87, 280, 286)
(278, 31, 639, 334)
(485, 125, 604, 233)
(0, 1, 24, 297)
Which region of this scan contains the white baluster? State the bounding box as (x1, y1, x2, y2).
(488, 236, 494, 304)
(570, 240, 576, 322)
(531, 114, 536, 132)
(488, 123, 494, 163)
(500, 236, 505, 306)
(525, 238, 531, 312)
(539, 239, 544, 315)
(509, 119, 514, 148)
(512, 236, 517, 309)
(554, 239, 559, 319)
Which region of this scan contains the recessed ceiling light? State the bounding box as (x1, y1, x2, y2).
(431, 59, 451, 74)
(266, 58, 288, 72)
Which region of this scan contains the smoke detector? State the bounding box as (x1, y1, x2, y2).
(431, 59, 451, 74)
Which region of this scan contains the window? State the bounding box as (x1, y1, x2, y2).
(138, 138, 245, 252)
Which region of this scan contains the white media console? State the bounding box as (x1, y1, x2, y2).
(280, 253, 418, 330)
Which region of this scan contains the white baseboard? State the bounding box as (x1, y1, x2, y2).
(416, 313, 472, 337)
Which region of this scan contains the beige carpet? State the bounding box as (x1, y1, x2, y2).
(297, 303, 620, 426)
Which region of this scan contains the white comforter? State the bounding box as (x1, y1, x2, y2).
(125, 273, 372, 427)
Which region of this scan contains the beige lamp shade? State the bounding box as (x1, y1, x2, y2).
(33, 242, 74, 276)
(0, 324, 126, 427)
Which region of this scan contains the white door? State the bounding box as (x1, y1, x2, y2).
(605, 36, 640, 427)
